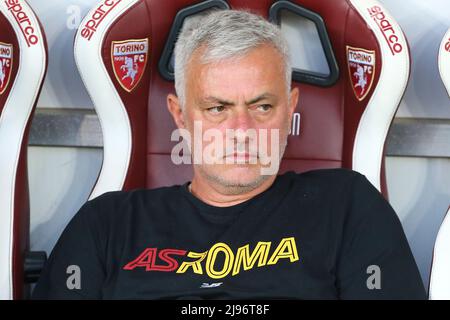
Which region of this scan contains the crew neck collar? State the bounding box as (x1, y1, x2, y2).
(180, 171, 295, 216)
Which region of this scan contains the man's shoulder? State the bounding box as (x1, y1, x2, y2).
(87, 184, 183, 208)
(286, 167, 363, 186)
(76, 185, 183, 225)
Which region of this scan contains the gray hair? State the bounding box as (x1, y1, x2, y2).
(174, 9, 292, 108)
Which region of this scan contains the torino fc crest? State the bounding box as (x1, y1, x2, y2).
(347, 46, 376, 101)
(0, 42, 13, 95)
(111, 38, 148, 92)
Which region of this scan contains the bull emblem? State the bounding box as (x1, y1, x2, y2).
(353, 64, 368, 96)
(120, 56, 138, 86)
(0, 59, 5, 88)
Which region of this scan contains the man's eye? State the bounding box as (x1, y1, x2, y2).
(207, 106, 226, 114)
(257, 104, 273, 112)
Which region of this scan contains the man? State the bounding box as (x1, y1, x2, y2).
(33, 10, 426, 299)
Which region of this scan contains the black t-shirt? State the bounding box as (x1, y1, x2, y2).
(32, 169, 426, 299)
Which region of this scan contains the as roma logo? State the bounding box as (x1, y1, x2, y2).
(0, 42, 13, 95)
(111, 38, 148, 92)
(347, 46, 376, 101)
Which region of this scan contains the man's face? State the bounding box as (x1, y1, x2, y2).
(169, 44, 298, 193)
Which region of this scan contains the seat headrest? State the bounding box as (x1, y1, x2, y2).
(75, 0, 410, 199)
(0, 0, 47, 300)
(429, 28, 450, 300)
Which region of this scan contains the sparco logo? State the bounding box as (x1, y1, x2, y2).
(368, 6, 403, 55)
(5, 0, 38, 47)
(80, 0, 122, 41)
(445, 38, 450, 53)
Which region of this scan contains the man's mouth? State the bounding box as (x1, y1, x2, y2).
(224, 152, 258, 162)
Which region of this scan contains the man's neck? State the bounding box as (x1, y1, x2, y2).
(188, 174, 277, 207)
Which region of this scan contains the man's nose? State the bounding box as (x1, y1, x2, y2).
(229, 107, 254, 131)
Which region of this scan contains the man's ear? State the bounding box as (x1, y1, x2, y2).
(167, 94, 185, 129)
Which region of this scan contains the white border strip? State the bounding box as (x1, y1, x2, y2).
(430, 28, 450, 300)
(429, 207, 450, 300)
(349, 0, 410, 191)
(438, 28, 450, 97)
(0, 0, 47, 300)
(74, 0, 139, 200)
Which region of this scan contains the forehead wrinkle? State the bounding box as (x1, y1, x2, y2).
(199, 92, 277, 107)
(188, 46, 286, 108)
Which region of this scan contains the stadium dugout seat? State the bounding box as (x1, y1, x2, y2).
(0, 0, 48, 299)
(74, 0, 410, 201)
(428, 27, 450, 300)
